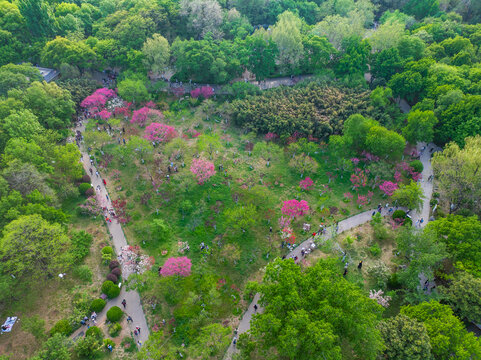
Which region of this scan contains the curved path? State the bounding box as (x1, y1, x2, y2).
(70, 123, 149, 347)
(225, 143, 438, 359)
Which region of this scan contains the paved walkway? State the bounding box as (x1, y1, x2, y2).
(70, 123, 149, 347)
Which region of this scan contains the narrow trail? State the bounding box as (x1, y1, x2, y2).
(224, 144, 438, 359)
(69, 124, 149, 347)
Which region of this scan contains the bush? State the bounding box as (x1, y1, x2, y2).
(86, 326, 103, 340)
(392, 210, 406, 220)
(85, 187, 95, 196)
(111, 267, 121, 277)
(81, 174, 91, 183)
(106, 273, 118, 283)
(90, 299, 106, 313)
(106, 306, 123, 322)
(71, 230, 93, 262)
(101, 246, 113, 255)
(73, 265, 93, 283)
(108, 322, 122, 337)
(410, 160, 423, 173)
(109, 260, 120, 270)
(78, 183, 92, 195)
(121, 336, 137, 352)
(101, 280, 120, 299)
(369, 243, 382, 257)
(49, 319, 73, 336)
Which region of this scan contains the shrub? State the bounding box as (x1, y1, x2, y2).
(106, 273, 118, 283)
(49, 319, 73, 336)
(108, 323, 122, 337)
(101, 280, 120, 299)
(73, 265, 93, 283)
(111, 267, 121, 277)
(71, 230, 93, 262)
(81, 174, 91, 183)
(109, 260, 120, 270)
(101, 246, 113, 255)
(86, 326, 103, 340)
(85, 187, 95, 196)
(90, 299, 106, 313)
(106, 306, 123, 322)
(121, 336, 136, 352)
(410, 160, 423, 173)
(78, 183, 92, 195)
(392, 210, 406, 220)
(369, 243, 382, 257)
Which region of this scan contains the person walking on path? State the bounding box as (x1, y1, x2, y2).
(136, 326, 141, 334)
(106, 194, 109, 201)
(127, 316, 133, 323)
(103, 179, 107, 186)
(95, 171, 99, 177)
(253, 304, 258, 312)
(121, 299, 126, 308)
(358, 261, 363, 270)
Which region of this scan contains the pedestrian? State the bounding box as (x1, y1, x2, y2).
(254, 304, 258, 312)
(127, 316, 133, 323)
(269, 226, 272, 233)
(106, 194, 109, 201)
(372, 211, 376, 216)
(343, 268, 348, 277)
(158, 266, 162, 275)
(89, 168, 93, 175)
(134, 329, 138, 336)
(123, 138, 126, 144)
(420, 218, 424, 224)
(107, 344, 113, 352)
(121, 299, 126, 308)
(358, 261, 363, 270)
(95, 171, 99, 177)
(233, 337, 237, 347)
(103, 179, 107, 186)
(136, 326, 140, 334)
(234, 327, 238, 335)
(137, 340, 142, 347)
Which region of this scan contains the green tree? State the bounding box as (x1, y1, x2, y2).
(398, 36, 426, 61)
(35, 333, 72, 360)
(239, 258, 383, 360)
(53, 143, 83, 181)
(391, 181, 424, 210)
(224, 204, 257, 233)
(439, 272, 481, 324)
(371, 47, 403, 82)
(1, 110, 42, 141)
(365, 125, 405, 159)
(403, 0, 439, 20)
(368, 20, 405, 53)
(336, 36, 371, 79)
(150, 219, 171, 243)
(402, 110, 438, 144)
(142, 34, 170, 76)
(271, 11, 303, 73)
(2, 138, 52, 173)
(117, 78, 149, 104)
(252, 141, 283, 163)
(401, 301, 481, 359)
(74, 333, 102, 359)
(197, 134, 222, 159)
(41, 37, 96, 69)
(180, 0, 223, 39)
(426, 215, 481, 277)
(378, 314, 432, 360)
(18, 0, 55, 38)
(431, 136, 481, 214)
(289, 153, 318, 177)
(190, 323, 231, 357)
(301, 35, 336, 74)
(242, 33, 278, 80)
(0, 215, 71, 280)
(343, 114, 379, 151)
(395, 227, 446, 297)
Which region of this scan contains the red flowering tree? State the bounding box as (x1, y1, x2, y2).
(343, 192, 353, 201)
(281, 199, 309, 218)
(190, 158, 216, 184)
(131, 107, 150, 127)
(299, 177, 314, 191)
(379, 181, 398, 196)
(145, 101, 156, 108)
(94, 88, 116, 99)
(160, 257, 192, 277)
(200, 86, 214, 98)
(265, 132, 278, 141)
(81, 93, 107, 109)
(114, 107, 130, 118)
(144, 123, 177, 142)
(357, 194, 368, 207)
(350, 169, 367, 190)
(98, 109, 112, 120)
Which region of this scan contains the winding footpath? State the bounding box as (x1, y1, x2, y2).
(224, 142, 438, 359)
(70, 123, 149, 347)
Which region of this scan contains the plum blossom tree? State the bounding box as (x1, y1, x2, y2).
(131, 107, 150, 127)
(144, 123, 178, 143)
(379, 181, 398, 196)
(357, 194, 368, 207)
(98, 109, 112, 120)
(114, 107, 130, 118)
(281, 199, 309, 218)
(80, 88, 116, 109)
(299, 177, 314, 191)
(190, 158, 216, 184)
(160, 257, 192, 277)
(350, 169, 367, 190)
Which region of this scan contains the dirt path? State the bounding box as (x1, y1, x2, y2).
(69, 124, 149, 348)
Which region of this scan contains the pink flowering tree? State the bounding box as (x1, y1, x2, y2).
(145, 101, 157, 108)
(200, 86, 214, 98)
(131, 107, 150, 127)
(343, 192, 353, 201)
(81, 93, 107, 109)
(357, 194, 368, 208)
(190, 88, 201, 98)
(281, 199, 309, 219)
(160, 257, 192, 277)
(114, 107, 130, 118)
(394, 171, 402, 183)
(190, 158, 216, 185)
(94, 88, 116, 99)
(351, 157, 360, 165)
(379, 181, 398, 196)
(350, 169, 367, 190)
(144, 123, 177, 142)
(299, 177, 314, 191)
(98, 109, 112, 120)
(278, 216, 292, 228)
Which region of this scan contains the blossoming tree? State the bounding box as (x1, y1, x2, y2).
(299, 177, 314, 191)
(190, 158, 216, 184)
(144, 123, 177, 142)
(281, 199, 309, 218)
(160, 257, 192, 277)
(379, 181, 398, 196)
